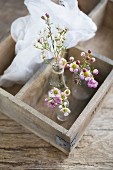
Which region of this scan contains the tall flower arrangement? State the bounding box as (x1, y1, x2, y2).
(35, 13, 67, 64)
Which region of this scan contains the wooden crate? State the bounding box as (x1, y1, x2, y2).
(0, 35, 113, 154)
(0, 0, 113, 154)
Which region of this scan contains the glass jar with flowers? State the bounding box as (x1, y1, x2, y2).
(34, 13, 71, 121)
(72, 50, 99, 100)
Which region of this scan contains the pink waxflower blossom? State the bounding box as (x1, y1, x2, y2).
(64, 89, 71, 96)
(74, 68, 79, 73)
(81, 52, 85, 57)
(60, 108, 71, 116)
(69, 57, 74, 61)
(80, 74, 84, 80)
(61, 92, 67, 100)
(50, 87, 61, 97)
(69, 62, 79, 72)
(47, 99, 57, 108)
(87, 78, 98, 88)
(93, 69, 99, 75)
(59, 58, 67, 68)
(54, 97, 62, 105)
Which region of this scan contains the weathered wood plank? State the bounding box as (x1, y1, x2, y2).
(0, 35, 15, 74)
(89, 0, 108, 27)
(78, 0, 100, 14)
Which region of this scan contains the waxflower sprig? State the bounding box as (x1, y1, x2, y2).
(34, 13, 68, 63)
(45, 87, 71, 116)
(73, 50, 99, 88)
(59, 50, 99, 88)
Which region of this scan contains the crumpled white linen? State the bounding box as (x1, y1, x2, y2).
(0, 0, 97, 87)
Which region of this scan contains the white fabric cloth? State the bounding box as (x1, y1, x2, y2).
(0, 0, 97, 87)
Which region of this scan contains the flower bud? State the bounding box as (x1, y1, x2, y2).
(45, 13, 49, 18)
(81, 52, 85, 57)
(83, 68, 87, 72)
(74, 78, 78, 84)
(91, 57, 96, 62)
(69, 57, 74, 61)
(76, 60, 80, 65)
(88, 50, 91, 54)
(93, 69, 99, 75)
(86, 56, 90, 60)
(41, 16, 45, 20)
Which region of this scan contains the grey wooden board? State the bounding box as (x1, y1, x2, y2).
(0, 0, 113, 169)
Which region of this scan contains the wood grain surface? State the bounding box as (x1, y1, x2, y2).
(0, 0, 113, 169)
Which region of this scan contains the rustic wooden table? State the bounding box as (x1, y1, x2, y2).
(0, 0, 113, 169)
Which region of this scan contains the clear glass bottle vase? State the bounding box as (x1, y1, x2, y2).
(49, 61, 71, 121)
(56, 100, 69, 121)
(72, 73, 94, 100)
(49, 61, 67, 90)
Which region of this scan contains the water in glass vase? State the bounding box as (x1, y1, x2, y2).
(57, 100, 69, 121)
(49, 61, 67, 91)
(72, 73, 94, 100)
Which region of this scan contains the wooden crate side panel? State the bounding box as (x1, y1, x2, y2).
(0, 89, 70, 154)
(78, 0, 100, 14)
(66, 70, 113, 149)
(89, 0, 108, 28)
(75, 45, 113, 68)
(103, 0, 113, 29)
(52, 0, 59, 3)
(0, 35, 15, 75)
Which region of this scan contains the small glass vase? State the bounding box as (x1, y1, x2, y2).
(57, 111, 69, 121)
(57, 100, 69, 121)
(49, 61, 71, 121)
(72, 74, 93, 100)
(49, 61, 67, 91)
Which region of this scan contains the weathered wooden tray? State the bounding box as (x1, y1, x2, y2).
(0, 0, 113, 154)
(0, 33, 113, 154)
